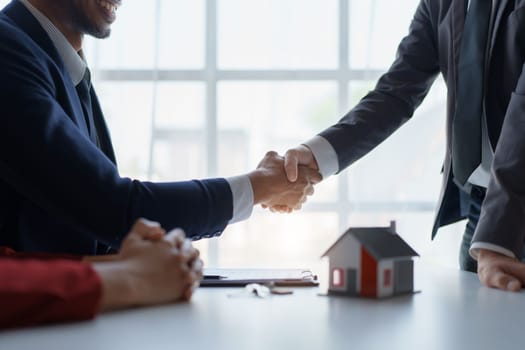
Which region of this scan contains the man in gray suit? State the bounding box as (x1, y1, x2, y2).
(275, 0, 525, 290)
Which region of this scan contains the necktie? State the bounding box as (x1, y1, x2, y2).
(75, 68, 112, 254)
(452, 0, 492, 185)
(75, 68, 99, 146)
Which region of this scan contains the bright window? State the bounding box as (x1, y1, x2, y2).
(17, 0, 461, 271)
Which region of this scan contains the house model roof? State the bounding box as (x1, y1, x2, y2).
(322, 224, 419, 260)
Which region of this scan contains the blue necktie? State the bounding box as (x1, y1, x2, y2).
(76, 68, 114, 254)
(452, 0, 492, 185)
(75, 68, 99, 146)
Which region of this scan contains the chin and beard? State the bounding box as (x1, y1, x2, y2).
(63, 0, 112, 39)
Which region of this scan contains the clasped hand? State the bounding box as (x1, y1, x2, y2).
(249, 148, 322, 213)
(89, 219, 203, 310)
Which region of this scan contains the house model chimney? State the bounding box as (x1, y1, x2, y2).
(389, 220, 396, 233)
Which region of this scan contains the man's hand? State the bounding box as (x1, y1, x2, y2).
(284, 145, 320, 182)
(83, 218, 166, 263)
(477, 248, 525, 292)
(94, 219, 203, 311)
(248, 151, 322, 212)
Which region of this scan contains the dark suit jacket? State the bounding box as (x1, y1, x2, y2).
(318, 0, 525, 243)
(472, 62, 525, 258)
(0, 0, 233, 254)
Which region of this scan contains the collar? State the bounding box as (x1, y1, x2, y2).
(18, 0, 86, 85)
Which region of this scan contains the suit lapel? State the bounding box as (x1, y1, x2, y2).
(452, 0, 512, 93)
(451, 0, 468, 93)
(3, 0, 92, 139)
(489, 0, 511, 57)
(2, 0, 62, 68)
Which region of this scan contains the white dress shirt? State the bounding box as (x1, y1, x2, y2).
(19, 0, 254, 225)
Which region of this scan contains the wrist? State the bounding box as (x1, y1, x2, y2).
(299, 144, 319, 171)
(477, 248, 518, 264)
(478, 248, 502, 260)
(477, 248, 490, 260)
(247, 169, 268, 205)
(93, 261, 138, 311)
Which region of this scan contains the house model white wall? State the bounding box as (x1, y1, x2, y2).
(322, 221, 418, 298)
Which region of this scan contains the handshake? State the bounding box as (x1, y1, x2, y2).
(248, 145, 322, 213)
(89, 145, 320, 311)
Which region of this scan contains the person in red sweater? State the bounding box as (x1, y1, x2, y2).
(0, 219, 203, 329)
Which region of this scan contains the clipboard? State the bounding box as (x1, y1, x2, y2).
(201, 267, 319, 287)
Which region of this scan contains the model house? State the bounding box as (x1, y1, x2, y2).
(322, 221, 418, 298)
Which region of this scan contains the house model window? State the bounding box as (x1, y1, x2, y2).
(321, 221, 419, 298)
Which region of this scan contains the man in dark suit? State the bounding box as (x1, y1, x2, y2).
(280, 0, 525, 289)
(0, 0, 321, 255)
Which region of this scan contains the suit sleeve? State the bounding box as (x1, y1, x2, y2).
(471, 62, 525, 259)
(0, 258, 102, 329)
(319, 0, 440, 170)
(0, 23, 232, 246)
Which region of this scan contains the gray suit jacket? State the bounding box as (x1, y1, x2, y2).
(318, 0, 525, 245)
(473, 52, 525, 257)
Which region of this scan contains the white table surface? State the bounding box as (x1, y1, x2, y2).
(0, 263, 523, 350)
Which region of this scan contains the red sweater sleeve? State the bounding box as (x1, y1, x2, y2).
(0, 258, 102, 329)
(0, 246, 82, 260)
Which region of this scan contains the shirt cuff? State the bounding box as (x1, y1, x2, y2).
(303, 135, 339, 179)
(469, 242, 517, 260)
(225, 175, 254, 224)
